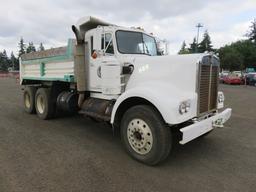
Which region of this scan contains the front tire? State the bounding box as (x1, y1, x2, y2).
(120, 105, 172, 165)
(35, 88, 55, 120)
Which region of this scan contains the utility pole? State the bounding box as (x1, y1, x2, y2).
(196, 23, 203, 53)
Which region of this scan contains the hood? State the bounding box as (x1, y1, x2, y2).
(125, 54, 204, 93)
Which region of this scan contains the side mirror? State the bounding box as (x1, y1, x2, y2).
(91, 50, 104, 59)
(92, 51, 97, 59)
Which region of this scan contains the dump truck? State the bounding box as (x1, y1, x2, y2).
(20, 16, 232, 165)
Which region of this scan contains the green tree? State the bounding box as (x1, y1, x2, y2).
(0, 50, 10, 71)
(18, 37, 26, 57)
(38, 43, 45, 51)
(219, 46, 244, 71)
(10, 52, 19, 70)
(178, 41, 190, 54)
(218, 21, 256, 71)
(189, 37, 197, 53)
(232, 40, 256, 68)
(198, 30, 213, 53)
(26, 42, 36, 53)
(0, 52, 4, 71)
(219, 40, 256, 69)
(0, 52, 3, 71)
(246, 19, 256, 43)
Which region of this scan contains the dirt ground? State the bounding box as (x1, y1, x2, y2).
(0, 78, 255, 192)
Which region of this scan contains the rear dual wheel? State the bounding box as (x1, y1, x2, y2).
(23, 86, 56, 120)
(23, 86, 37, 114)
(35, 88, 55, 120)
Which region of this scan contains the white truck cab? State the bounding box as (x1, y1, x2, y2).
(20, 16, 232, 165)
(84, 25, 159, 97)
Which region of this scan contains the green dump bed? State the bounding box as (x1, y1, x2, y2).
(20, 39, 76, 83)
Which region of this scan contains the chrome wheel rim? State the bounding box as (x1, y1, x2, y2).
(127, 118, 153, 155)
(24, 93, 31, 109)
(36, 95, 45, 114)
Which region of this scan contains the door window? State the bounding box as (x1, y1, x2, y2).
(101, 33, 114, 54)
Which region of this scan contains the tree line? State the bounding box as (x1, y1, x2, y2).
(178, 19, 256, 71)
(0, 38, 45, 71)
(178, 30, 214, 54)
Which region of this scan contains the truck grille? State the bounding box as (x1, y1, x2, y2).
(198, 55, 219, 114)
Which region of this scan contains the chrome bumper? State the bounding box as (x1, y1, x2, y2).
(179, 108, 232, 144)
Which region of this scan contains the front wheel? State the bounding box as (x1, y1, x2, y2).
(120, 105, 172, 165)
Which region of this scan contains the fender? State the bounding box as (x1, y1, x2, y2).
(111, 82, 198, 125)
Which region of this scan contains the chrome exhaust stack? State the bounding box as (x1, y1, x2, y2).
(72, 25, 88, 108)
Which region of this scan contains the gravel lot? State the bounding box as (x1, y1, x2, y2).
(0, 78, 255, 192)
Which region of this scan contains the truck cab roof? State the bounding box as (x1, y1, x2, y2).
(75, 16, 155, 39)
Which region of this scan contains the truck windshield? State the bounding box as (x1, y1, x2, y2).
(116, 31, 157, 56)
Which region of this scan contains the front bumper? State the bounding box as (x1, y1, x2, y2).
(179, 108, 232, 144)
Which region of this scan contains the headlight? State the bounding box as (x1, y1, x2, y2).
(218, 92, 225, 103)
(179, 100, 191, 114)
(217, 92, 225, 109)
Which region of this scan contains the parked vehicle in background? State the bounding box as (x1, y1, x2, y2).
(219, 71, 229, 83)
(232, 71, 246, 84)
(246, 67, 256, 73)
(223, 73, 242, 85)
(233, 71, 242, 77)
(246, 73, 256, 86)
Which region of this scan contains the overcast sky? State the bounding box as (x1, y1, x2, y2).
(0, 0, 255, 55)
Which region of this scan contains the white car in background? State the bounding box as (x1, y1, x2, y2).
(219, 71, 229, 83)
(233, 71, 242, 77)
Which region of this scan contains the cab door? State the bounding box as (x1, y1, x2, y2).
(100, 32, 123, 95)
(87, 31, 123, 95)
(87, 32, 102, 92)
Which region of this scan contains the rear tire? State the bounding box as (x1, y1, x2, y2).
(23, 86, 37, 114)
(120, 105, 172, 165)
(35, 88, 55, 120)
